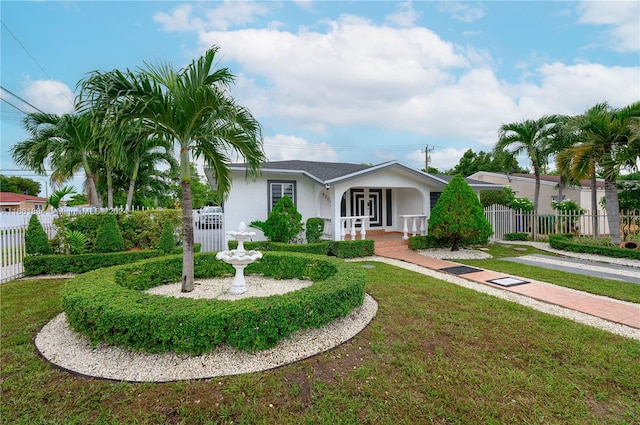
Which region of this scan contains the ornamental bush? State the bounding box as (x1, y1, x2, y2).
(305, 217, 324, 243)
(250, 195, 304, 243)
(25, 214, 52, 255)
(157, 220, 176, 253)
(428, 174, 493, 251)
(94, 214, 125, 253)
(62, 252, 366, 354)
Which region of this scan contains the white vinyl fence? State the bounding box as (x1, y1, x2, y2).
(484, 204, 639, 241)
(1, 208, 225, 283)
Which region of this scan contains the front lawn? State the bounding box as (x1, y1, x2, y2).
(2, 264, 639, 424)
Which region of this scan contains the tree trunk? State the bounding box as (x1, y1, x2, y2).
(126, 161, 140, 211)
(106, 167, 114, 209)
(532, 166, 541, 240)
(82, 156, 101, 207)
(180, 148, 195, 293)
(591, 173, 598, 238)
(604, 178, 621, 245)
(558, 174, 564, 204)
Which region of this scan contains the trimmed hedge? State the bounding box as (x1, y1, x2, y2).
(504, 232, 529, 241)
(549, 234, 640, 260)
(23, 244, 201, 276)
(227, 239, 374, 259)
(62, 252, 367, 354)
(408, 235, 450, 250)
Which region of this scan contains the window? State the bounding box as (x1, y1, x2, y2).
(34, 204, 43, 211)
(268, 180, 296, 211)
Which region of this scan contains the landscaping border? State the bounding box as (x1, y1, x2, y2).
(549, 234, 640, 260)
(61, 252, 366, 354)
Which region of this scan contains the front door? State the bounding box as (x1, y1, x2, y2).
(348, 188, 383, 227)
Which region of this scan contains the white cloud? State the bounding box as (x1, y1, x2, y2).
(154, 1, 270, 32)
(577, 1, 640, 52)
(21, 79, 75, 115)
(385, 1, 420, 28)
(438, 2, 485, 23)
(153, 5, 638, 168)
(264, 134, 338, 162)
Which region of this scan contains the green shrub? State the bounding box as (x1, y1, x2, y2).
(549, 234, 640, 260)
(408, 234, 450, 250)
(250, 195, 304, 243)
(503, 232, 529, 241)
(305, 217, 324, 244)
(23, 244, 201, 276)
(25, 214, 52, 255)
(228, 239, 374, 259)
(62, 252, 366, 354)
(65, 230, 89, 254)
(157, 220, 176, 253)
(511, 197, 534, 212)
(480, 187, 515, 208)
(428, 174, 493, 250)
(94, 214, 125, 253)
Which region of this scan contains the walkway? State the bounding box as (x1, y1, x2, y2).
(372, 237, 640, 331)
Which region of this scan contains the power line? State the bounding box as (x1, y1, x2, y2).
(1, 21, 75, 108)
(0, 87, 43, 114)
(1, 97, 28, 115)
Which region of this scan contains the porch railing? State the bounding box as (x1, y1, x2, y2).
(399, 214, 428, 240)
(340, 216, 369, 241)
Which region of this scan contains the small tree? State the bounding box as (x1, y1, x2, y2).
(428, 174, 493, 251)
(480, 187, 515, 208)
(93, 214, 125, 253)
(25, 214, 53, 255)
(305, 217, 325, 244)
(250, 195, 304, 243)
(158, 220, 176, 253)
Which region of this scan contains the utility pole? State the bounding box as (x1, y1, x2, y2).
(422, 145, 434, 171)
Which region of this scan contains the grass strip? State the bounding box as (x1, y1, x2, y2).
(2, 264, 639, 424)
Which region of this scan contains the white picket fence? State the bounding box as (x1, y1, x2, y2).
(0, 208, 225, 283)
(483, 204, 639, 241)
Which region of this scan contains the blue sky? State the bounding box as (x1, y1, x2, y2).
(1, 1, 639, 196)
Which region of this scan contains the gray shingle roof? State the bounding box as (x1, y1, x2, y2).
(232, 160, 373, 181)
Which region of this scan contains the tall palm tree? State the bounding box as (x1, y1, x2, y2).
(559, 101, 640, 244)
(79, 46, 265, 292)
(494, 115, 565, 237)
(11, 111, 103, 207)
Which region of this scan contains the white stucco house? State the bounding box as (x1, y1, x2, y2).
(205, 160, 500, 243)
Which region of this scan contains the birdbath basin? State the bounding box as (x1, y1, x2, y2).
(215, 222, 263, 295)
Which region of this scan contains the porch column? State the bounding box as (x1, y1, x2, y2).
(331, 187, 345, 241)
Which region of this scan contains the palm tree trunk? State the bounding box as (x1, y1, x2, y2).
(591, 173, 598, 238)
(604, 178, 621, 245)
(180, 149, 195, 292)
(533, 166, 541, 240)
(82, 156, 101, 207)
(126, 161, 140, 211)
(106, 166, 114, 209)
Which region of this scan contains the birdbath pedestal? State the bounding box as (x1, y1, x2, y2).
(215, 222, 263, 295)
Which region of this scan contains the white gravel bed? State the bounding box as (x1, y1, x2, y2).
(514, 255, 640, 279)
(416, 248, 493, 260)
(35, 276, 378, 382)
(352, 256, 640, 341)
(147, 276, 313, 300)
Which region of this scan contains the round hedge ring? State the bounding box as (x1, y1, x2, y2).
(61, 251, 366, 355)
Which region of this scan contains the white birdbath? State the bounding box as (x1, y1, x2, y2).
(215, 222, 263, 295)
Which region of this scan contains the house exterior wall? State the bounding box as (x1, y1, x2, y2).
(224, 172, 323, 242)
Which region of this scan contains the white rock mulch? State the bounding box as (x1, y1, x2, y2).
(35, 276, 378, 382)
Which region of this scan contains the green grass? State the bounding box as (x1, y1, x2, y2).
(2, 266, 639, 424)
(457, 243, 640, 304)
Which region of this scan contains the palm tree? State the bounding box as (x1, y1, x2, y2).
(44, 185, 76, 254)
(559, 102, 640, 244)
(494, 115, 565, 237)
(79, 46, 265, 292)
(11, 111, 103, 207)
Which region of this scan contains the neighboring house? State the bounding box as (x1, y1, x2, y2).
(468, 171, 606, 213)
(206, 160, 499, 242)
(0, 192, 49, 213)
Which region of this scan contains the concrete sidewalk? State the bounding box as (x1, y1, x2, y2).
(374, 243, 640, 331)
